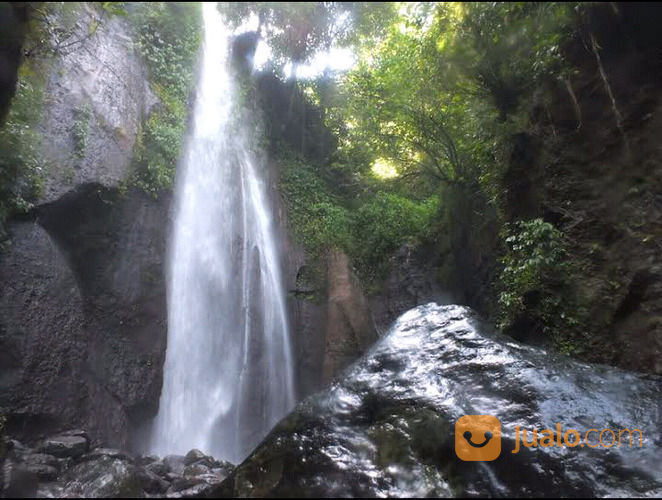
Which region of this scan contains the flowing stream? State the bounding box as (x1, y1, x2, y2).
(150, 3, 295, 463)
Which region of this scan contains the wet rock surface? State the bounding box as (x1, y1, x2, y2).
(39, 435, 89, 459)
(215, 304, 662, 497)
(0, 434, 234, 498)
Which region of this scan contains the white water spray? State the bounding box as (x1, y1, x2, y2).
(150, 3, 295, 463)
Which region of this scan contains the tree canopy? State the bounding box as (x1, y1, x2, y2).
(218, 2, 396, 67)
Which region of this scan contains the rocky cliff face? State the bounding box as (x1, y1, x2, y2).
(37, 3, 158, 204)
(256, 67, 448, 399)
(370, 244, 453, 334)
(0, 3, 29, 124)
(282, 234, 378, 399)
(497, 2, 662, 373)
(321, 250, 378, 384)
(0, 4, 169, 449)
(284, 240, 448, 398)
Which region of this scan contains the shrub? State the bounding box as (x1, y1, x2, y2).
(350, 192, 438, 283)
(279, 154, 351, 260)
(72, 104, 92, 160)
(497, 218, 569, 337)
(129, 2, 202, 196)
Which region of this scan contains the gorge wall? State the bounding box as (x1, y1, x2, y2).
(457, 2, 662, 374)
(0, 3, 169, 448)
(250, 67, 447, 398)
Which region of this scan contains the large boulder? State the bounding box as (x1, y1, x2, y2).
(55, 455, 144, 498)
(214, 304, 662, 497)
(40, 435, 89, 458)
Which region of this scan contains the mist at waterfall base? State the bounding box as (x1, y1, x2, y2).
(149, 4, 295, 464)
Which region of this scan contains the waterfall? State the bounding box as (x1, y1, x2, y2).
(149, 3, 295, 464)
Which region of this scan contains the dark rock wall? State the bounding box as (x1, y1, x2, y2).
(0, 5, 169, 449)
(370, 244, 454, 335)
(282, 237, 446, 397)
(282, 242, 328, 399)
(0, 187, 170, 448)
(0, 222, 89, 439)
(321, 249, 378, 384)
(0, 3, 29, 124)
(497, 2, 662, 373)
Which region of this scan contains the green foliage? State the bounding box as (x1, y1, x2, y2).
(129, 2, 202, 196)
(100, 2, 128, 17)
(279, 150, 437, 287)
(280, 153, 351, 263)
(229, 2, 602, 359)
(449, 2, 578, 119)
(72, 103, 92, 160)
(0, 45, 48, 240)
(350, 193, 438, 283)
(218, 2, 396, 68)
(497, 218, 569, 335)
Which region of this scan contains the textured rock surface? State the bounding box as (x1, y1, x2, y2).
(0, 4, 169, 450)
(283, 244, 379, 398)
(37, 3, 157, 204)
(370, 244, 453, 334)
(1, 435, 233, 498)
(0, 222, 92, 437)
(284, 243, 328, 399)
(215, 304, 662, 497)
(322, 249, 378, 384)
(0, 187, 169, 449)
(40, 435, 89, 458)
(285, 242, 448, 398)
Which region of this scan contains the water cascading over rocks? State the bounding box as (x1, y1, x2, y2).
(150, 3, 295, 463)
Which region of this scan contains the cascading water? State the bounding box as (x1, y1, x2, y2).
(150, 3, 295, 464)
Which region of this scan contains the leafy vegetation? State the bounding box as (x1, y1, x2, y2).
(0, 62, 47, 232)
(219, 2, 396, 67)
(279, 153, 350, 264)
(497, 219, 567, 331)
(129, 2, 202, 196)
(227, 2, 596, 349)
(0, 3, 61, 240)
(350, 193, 438, 284)
(72, 103, 92, 160)
(279, 151, 437, 287)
